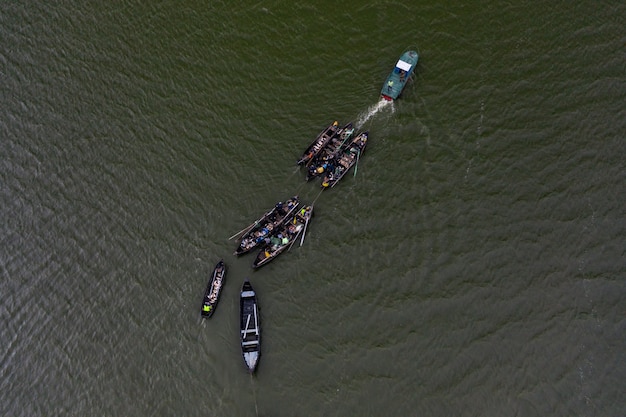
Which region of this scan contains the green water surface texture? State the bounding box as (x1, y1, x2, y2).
(2, 1, 624, 416)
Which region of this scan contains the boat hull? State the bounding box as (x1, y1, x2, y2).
(306, 122, 355, 181)
(381, 50, 419, 101)
(252, 205, 313, 268)
(297, 121, 340, 166)
(240, 280, 261, 373)
(234, 197, 300, 256)
(201, 260, 226, 318)
(321, 132, 368, 188)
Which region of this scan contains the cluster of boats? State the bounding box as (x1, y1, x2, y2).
(200, 50, 419, 374)
(200, 196, 313, 373)
(298, 121, 369, 188)
(200, 262, 261, 372)
(232, 195, 313, 269)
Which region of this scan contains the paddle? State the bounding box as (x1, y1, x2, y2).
(299, 206, 312, 247)
(336, 129, 353, 152)
(229, 221, 257, 240)
(353, 149, 361, 177)
(229, 211, 270, 240)
(286, 207, 308, 251)
(287, 234, 299, 252)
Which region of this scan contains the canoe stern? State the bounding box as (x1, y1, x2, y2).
(244, 352, 260, 373)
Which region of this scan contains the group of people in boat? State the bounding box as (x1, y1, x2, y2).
(307, 157, 336, 179)
(238, 224, 272, 252)
(387, 69, 408, 92)
(202, 264, 225, 313)
(261, 206, 312, 259)
(320, 134, 368, 188)
(236, 198, 298, 253)
(294, 206, 312, 224)
(306, 123, 356, 181)
(298, 121, 340, 165)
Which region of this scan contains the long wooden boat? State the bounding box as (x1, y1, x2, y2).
(381, 50, 419, 101)
(321, 132, 368, 188)
(233, 196, 300, 256)
(240, 279, 260, 373)
(200, 260, 226, 318)
(306, 122, 355, 181)
(252, 205, 313, 269)
(296, 121, 341, 166)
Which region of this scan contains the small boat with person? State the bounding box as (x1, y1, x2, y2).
(200, 260, 226, 318)
(240, 279, 260, 373)
(381, 50, 419, 101)
(296, 121, 342, 166)
(306, 122, 355, 181)
(252, 205, 313, 269)
(321, 132, 368, 188)
(232, 196, 300, 256)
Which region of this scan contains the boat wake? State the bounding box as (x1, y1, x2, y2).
(250, 373, 259, 416)
(356, 98, 394, 129)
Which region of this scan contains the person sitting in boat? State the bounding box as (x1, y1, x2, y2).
(295, 207, 310, 223)
(400, 69, 406, 81)
(254, 227, 270, 242)
(387, 80, 394, 91)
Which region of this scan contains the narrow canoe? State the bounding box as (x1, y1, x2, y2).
(200, 260, 226, 318)
(234, 196, 300, 256)
(240, 279, 260, 373)
(321, 132, 368, 188)
(252, 205, 313, 269)
(306, 122, 355, 181)
(297, 121, 341, 165)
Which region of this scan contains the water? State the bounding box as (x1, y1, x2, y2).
(356, 99, 394, 128)
(2, 1, 625, 416)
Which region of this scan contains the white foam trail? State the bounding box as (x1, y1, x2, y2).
(356, 99, 394, 129)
